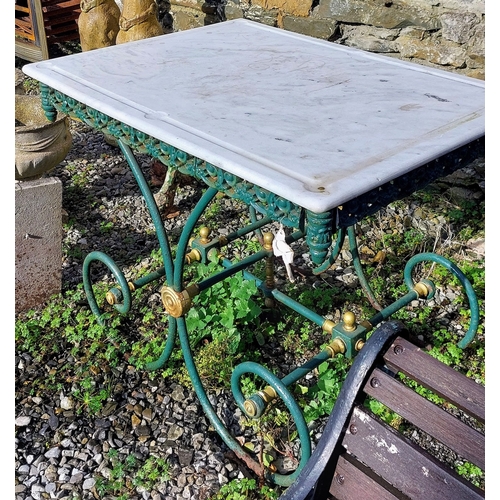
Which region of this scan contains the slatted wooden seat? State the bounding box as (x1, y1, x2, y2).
(280, 320, 485, 500)
(15, 0, 81, 62)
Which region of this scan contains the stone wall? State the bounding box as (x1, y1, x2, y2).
(155, 0, 484, 79)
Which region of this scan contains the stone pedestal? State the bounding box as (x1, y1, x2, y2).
(15, 177, 63, 314)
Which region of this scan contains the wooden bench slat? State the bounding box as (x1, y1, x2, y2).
(363, 368, 485, 469)
(329, 454, 405, 500)
(341, 406, 484, 500)
(383, 337, 485, 423)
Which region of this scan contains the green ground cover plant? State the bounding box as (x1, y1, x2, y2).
(94, 450, 171, 499)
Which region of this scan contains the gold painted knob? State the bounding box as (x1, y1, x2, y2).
(263, 232, 274, 250)
(343, 311, 356, 332)
(326, 337, 346, 357)
(355, 339, 365, 351)
(106, 291, 117, 305)
(244, 400, 257, 417)
(414, 281, 430, 298)
(185, 248, 201, 264)
(199, 227, 211, 244)
(161, 286, 190, 318)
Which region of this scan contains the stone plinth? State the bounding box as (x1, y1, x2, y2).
(15, 177, 62, 314)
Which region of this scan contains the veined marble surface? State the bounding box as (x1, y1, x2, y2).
(23, 19, 485, 213)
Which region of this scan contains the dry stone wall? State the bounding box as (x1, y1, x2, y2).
(155, 0, 484, 79)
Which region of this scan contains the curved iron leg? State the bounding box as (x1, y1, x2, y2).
(169, 188, 287, 481)
(146, 187, 218, 369)
(146, 316, 178, 371)
(173, 187, 218, 290)
(404, 253, 479, 348)
(118, 140, 175, 285)
(176, 316, 266, 479)
(231, 361, 312, 487)
(82, 250, 131, 324)
(347, 225, 383, 311)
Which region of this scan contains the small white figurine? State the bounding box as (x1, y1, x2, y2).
(272, 225, 295, 282)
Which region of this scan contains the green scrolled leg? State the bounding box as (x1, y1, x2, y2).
(231, 361, 312, 487)
(118, 140, 175, 286)
(175, 316, 270, 481)
(404, 253, 479, 348)
(145, 316, 178, 371)
(347, 225, 383, 311)
(82, 250, 131, 325)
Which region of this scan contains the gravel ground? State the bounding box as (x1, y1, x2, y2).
(15, 80, 485, 500)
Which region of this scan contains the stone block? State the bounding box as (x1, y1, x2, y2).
(396, 31, 467, 67)
(281, 15, 337, 39)
(224, 4, 245, 20)
(171, 0, 215, 13)
(251, 0, 313, 17)
(171, 5, 216, 30)
(15, 177, 63, 313)
(440, 12, 480, 44)
(316, 0, 439, 30)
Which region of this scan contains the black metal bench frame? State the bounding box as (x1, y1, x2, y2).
(280, 320, 485, 500)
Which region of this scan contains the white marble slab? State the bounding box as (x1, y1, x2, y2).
(23, 19, 485, 213)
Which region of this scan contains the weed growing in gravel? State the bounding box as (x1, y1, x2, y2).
(94, 450, 170, 498)
(209, 477, 279, 500)
(99, 220, 115, 233)
(133, 455, 171, 490)
(455, 462, 484, 489)
(15, 284, 128, 411)
(74, 386, 111, 414)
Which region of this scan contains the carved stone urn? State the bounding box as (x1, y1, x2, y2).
(15, 95, 72, 180)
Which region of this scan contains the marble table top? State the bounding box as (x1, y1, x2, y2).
(23, 19, 485, 213)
